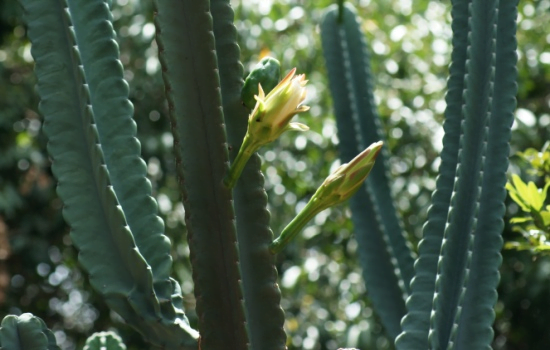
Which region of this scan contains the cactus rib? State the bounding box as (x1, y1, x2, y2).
(396, 0, 471, 347)
(453, 0, 519, 347)
(21, 0, 198, 347)
(210, 0, 287, 349)
(321, 4, 408, 340)
(153, 1, 248, 348)
(428, 1, 498, 347)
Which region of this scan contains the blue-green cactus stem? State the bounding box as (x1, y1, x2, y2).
(83, 332, 126, 350)
(335, 3, 416, 294)
(211, 0, 287, 348)
(0, 314, 60, 350)
(321, 4, 408, 339)
(66, 0, 175, 302)
(454, 0, 519, 347)
(395, 0, 472, 347)
(20, 0, 199, 347)
(428, 1, 500, 348)
(153, 1, 248, 349)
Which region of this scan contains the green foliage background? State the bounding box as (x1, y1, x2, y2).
(0, 0, 549, 349)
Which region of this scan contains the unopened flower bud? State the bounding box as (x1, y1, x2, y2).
(270, 141, 383, 253)
(241, 57, 281, 109)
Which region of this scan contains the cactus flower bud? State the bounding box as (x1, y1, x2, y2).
(269, 141, 383, 254)
(313, 140, 383, 208)
(241, 57, 281, 109)
(225, 68, 310, 189)
(247, 67, 310, 140)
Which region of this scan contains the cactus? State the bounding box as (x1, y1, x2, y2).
(4, 0, 520, 350)
(18, 0, 197, 348)
(0, 315, 127, 350)
(209, 1, 287, 348)
(83, 332, 126, 350)
(321, 4, 414, 339)
(321, 0, 519, 348)
(0, 314, 59, 350)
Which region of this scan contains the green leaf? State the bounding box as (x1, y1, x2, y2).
(534, 244, 550, 252)
(507, 174, 549, 212)
(511, 174, 529, 200)
(518, 142, 550, 176)
(541, 180, 550, 205)
(503, 241, 532, 251)
(540, 211, 550, 227)
(527, 181, 543, 210)
(506, 176, 531, 212)
(510, 217, 532, 224)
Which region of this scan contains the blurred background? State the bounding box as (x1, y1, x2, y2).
(0, 0, 549, 349)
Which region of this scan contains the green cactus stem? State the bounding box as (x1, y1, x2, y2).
(211, 0, 287, 348)
(0, 314, 59, 350)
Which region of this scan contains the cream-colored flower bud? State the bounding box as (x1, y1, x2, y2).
(270, 141, 384, 253)
(313, 141, 383, 208)
(247, 68, 310, 144)
(225, 68, 310, 189)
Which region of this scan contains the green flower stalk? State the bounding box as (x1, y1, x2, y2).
(224, 68, 310, 189)
(270, 141, 383, 254)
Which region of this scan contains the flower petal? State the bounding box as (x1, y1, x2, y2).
(286, 122, 309, 132)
